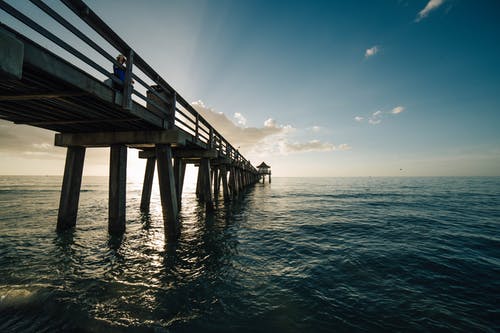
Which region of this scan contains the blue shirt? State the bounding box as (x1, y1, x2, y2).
(113, 65, 125, 82)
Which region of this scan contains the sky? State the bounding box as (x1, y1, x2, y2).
(1, 0, 500, 177)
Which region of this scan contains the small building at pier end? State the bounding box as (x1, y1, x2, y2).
(257, 162, 271, 184)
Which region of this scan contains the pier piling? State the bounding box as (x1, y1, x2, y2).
(109, 144, 127, 234)
(140, 156, 156, 211)
(173, 158, 185, 210)
(220, 165, 230, 201)
(156, 144, 179, 238)
(57, 146, 86, 231)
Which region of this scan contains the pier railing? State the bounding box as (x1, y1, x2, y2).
(0, 0, 255, 172)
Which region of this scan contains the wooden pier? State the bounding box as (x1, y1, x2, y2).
(0, 0, 260, 238)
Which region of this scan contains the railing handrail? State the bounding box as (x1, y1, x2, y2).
(0, 0, 257, 172)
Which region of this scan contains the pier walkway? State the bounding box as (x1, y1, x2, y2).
(0, 0, 260, 238)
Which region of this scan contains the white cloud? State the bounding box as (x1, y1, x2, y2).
(32, 143, 52, 150)
(283, 140, 334, 153)
(281, 140, 352, 153)
(338, 144, 352, 151)
(311, 126, 321, 132)
(356, 106, 405, 125)
(369, 110, 384, 124)
(233, 112, 247, 126)
(365, 46, 379, 58)
(192, 101, 294, 153)
(191, 101, 341, 156)
(264, 118, 278, 128)
(391, 106, 405, 114)
(416, 0, 444, 22)
(0, 120, 66, 160)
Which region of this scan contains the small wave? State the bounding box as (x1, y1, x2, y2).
(0, 284, 51, 309)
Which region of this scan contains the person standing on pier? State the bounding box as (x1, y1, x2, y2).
(113, 54, 127, 88)
(113, 54, 134, 88)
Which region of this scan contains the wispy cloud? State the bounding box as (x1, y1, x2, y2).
(338, 144, 352, 151)
(283, 140, 334, 153)
(365, 46, 379, 59)
(416, 0, 445, 22)
(369, 110, 383, 125)
(391, 106, 405, 114)
(355, 106, 406, 125)
(311, 126, 321, 133)
(264, 118, 278, 128)
(282, 140, 351, 153)
(32, 143, 52, 150)
(0, 120, 65, 160)
(233, 112, 247, 126)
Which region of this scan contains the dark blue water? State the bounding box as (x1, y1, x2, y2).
(0, 176, 499, 332)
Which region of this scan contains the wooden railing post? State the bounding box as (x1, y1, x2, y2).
(195, 114, 199, 141)
(122, 48, 134, 110)
(166, 91, 176, 129)
(209, 127, 214, 148)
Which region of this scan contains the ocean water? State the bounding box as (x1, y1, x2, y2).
(0, 176, 499, 332)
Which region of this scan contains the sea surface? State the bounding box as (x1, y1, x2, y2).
(0, 176, 499, 332)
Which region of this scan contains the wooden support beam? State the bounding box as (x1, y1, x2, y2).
(20, 117, 139, 126)
(55, 129, 187, 147)
(0, 92, 88, 101)
(109, 144, 127, 234)
(57, 146, 85, 231)
(220, 165, 230, 201)
(173, 157, 186, 209)
(138, 150, 155, 159)
(140, 156, 155, 211)
(156, 144, 179, 238)
(230, 166, 238, 197)
(228, 166, 233, 196)
(236, 168, 241, 195)
(0, 27, 23, 80)
(196, 164, 203, 200)
(139, 149, 218, 160)
(200, 158, 213, 211)
(173, 149, 218, 159)
(213, 167, 220, 200)
(238, 169, 243, 192)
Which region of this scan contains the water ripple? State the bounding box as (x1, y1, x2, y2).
(0, 176, 499, 332)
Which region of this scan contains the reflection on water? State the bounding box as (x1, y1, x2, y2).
(0, 175, 261, 331)
(0, 176, 499, 332)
